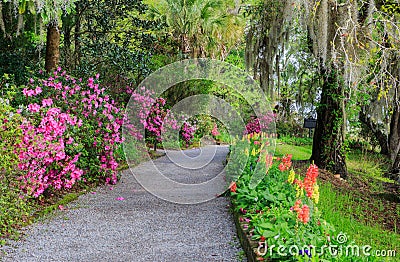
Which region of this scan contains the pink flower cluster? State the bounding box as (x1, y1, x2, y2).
(278, 154, 292, 171)
(127, 87, 196, 146)
(211, 124, 220, 137)
(16, 68, 123, 196)
(244, 113, 275, 134)
(17, 105, 83, 197)
(292, 199, 310, 224)
(146, 98, 169, 142)
(294, 164, 319, 198)
(180, 121, 196, 146)
(128, 86, 157, 140)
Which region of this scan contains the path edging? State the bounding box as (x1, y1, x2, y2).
(233, 208, 266, 262)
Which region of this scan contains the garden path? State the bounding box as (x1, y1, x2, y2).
(0, 145, 244, 262)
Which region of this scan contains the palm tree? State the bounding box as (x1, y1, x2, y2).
(145, 0, 244, 60)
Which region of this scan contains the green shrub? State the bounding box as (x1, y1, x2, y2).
(0, 83, 32, 243)
(276, 119, 308, 138)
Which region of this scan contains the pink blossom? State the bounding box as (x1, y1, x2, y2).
(23, 88, 36, 97)
(47, 107, 61, 116)
(55, 151, 66, 161)
(42, 98, 53, 107)
(28, 103, 41, 113)
(35, 86, 42, 95)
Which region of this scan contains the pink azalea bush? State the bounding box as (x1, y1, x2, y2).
(244, 113, 275, 134)
(126, 87, 196, 149)
(146, 97, 171, 145)
(17, 106, 83, 197)
(126, 86, 157, 141)
(180, 121, 196, 147)
(16, 68, 123, 197)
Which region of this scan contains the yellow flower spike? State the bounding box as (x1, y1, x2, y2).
(245, 148, 249, 156)
(312, 183, 320, 204)
(251, 147, 256, 156)
(288, 169, 295, 184)
(295, 184, 303, 198)
(295, 175, 304, 198)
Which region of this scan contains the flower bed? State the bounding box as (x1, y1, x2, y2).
(228, 133, 373, 261)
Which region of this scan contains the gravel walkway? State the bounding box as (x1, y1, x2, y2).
(0, 145, 245, 262)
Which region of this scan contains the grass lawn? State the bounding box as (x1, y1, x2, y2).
(319, 183, 400, 252)
(275, 142, 312, 160)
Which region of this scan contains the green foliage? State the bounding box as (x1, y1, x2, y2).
(162, 80, 214, 106)
(123, 139, 149, 166)
(0, 76, 32, 243)
(14, 0, 77, 24)
(0, 1, 43, 85)
(380, 1, 400, 14)
(189, 114, 232, 145)
(193, 114, 215, 136)
(144, 0, 244, 59)
(224, 48, 246, 70)
(276, 119, 309, 138)
(61, 0, 159, 86)
(0, 75, 22, 177)
(209, 82, 255, 121)
(0, 178, 32, 244)
(230, 134, 396, 261)
(36, 193, 79, 218)
(215, 131, 232, 144)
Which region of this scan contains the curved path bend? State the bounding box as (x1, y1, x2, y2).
(0, 145, 245, 262)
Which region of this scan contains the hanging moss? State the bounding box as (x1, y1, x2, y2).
(244, 0, 296, 98)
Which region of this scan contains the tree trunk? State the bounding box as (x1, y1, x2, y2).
(45, 21, 60, 73)
(389, 92, 400, 169)
(311, 65, 348, 178)
(390, 107, 400, 171)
